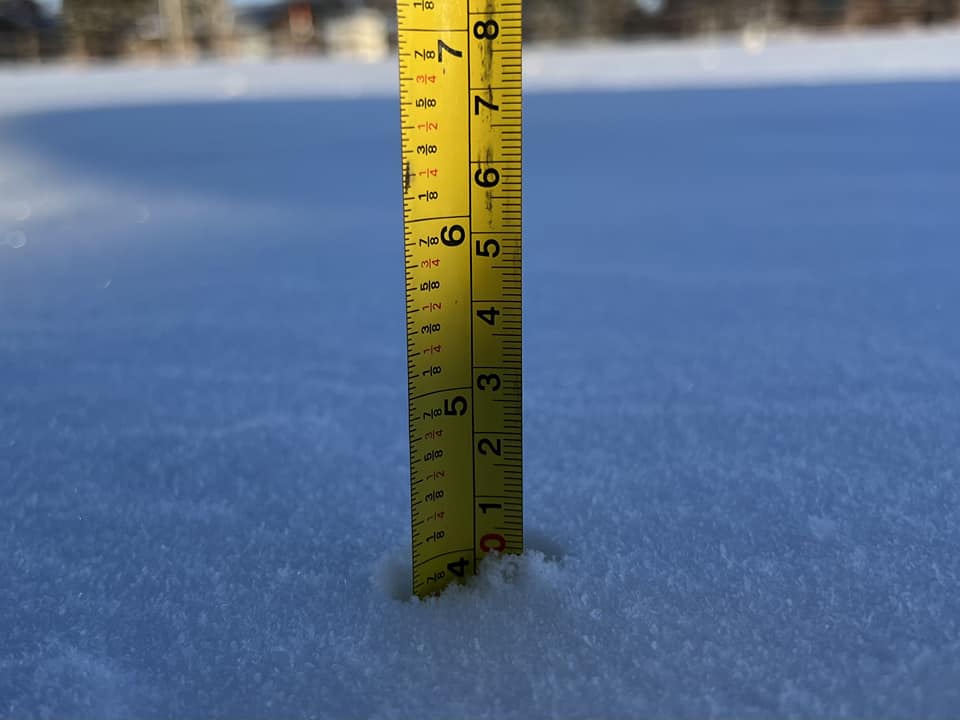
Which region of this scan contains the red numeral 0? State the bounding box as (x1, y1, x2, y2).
(480, 533, 506, 553)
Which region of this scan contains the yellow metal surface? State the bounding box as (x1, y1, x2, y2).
(398, 0, 522, 597)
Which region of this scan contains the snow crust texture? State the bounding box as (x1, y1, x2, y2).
(2, 46, 960, 719)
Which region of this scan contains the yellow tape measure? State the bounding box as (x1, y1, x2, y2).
(398, 0, 523, 597)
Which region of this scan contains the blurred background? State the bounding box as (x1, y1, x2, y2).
(1, 0, 959, 63)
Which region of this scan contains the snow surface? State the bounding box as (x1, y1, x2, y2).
(2, 31, 960, 719)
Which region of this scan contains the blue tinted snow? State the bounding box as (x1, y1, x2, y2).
(2, 80, 959, 718)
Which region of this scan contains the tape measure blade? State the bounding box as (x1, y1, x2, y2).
(399, 0, 522, 598)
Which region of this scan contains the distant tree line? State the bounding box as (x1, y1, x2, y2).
(0, 0, 58, 58)
(522, 0, 960, 40)
(59, 0, 231, 56)
(3, 0, 960, 61)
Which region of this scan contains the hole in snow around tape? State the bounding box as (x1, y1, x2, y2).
(372, 529, 568, 603)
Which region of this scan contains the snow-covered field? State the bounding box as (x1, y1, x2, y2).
(2, 30, 960, 719)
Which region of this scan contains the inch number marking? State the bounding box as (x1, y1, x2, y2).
(473, 19, 499, 39)
(437, 39, 463, 62)
(474, 95, 500, 114)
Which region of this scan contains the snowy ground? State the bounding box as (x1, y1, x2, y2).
(2, 30, 960, 719)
